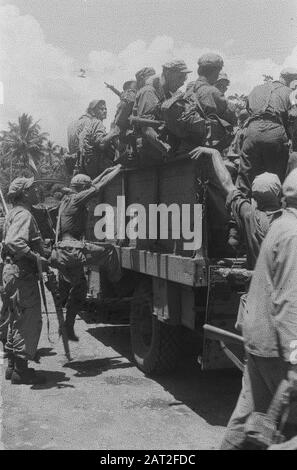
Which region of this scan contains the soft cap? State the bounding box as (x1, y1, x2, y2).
(7, 177, 35, 198)
(70, 174, 92, 188)
(162, 59, 192, 74)
(252, 172, 281, 211)
(198, 53, 224, 69)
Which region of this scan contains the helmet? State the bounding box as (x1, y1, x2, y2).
(70, 174, 92, 188)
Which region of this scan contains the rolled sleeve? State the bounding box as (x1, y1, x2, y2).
(5, 211, 33, 258)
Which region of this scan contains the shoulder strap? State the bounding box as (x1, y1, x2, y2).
(55, 198, 68, 245)
(259, 82, 274, 115)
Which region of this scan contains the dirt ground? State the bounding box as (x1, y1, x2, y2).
(0, 310, 241, 450)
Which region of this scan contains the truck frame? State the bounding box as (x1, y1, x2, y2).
(85, 156, 247, 375)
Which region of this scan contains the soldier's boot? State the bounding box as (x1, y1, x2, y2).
(5, 354, 14, 380)
(65, 315, 79, 342)
(11, 357, 46, 385)
(65, 324, 79, 342)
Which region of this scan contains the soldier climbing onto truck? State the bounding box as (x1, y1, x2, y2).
(50, 165, 122, 341)
(191, 146, 283, 269)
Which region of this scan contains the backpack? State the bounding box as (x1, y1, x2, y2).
(161, 92, 234, 151)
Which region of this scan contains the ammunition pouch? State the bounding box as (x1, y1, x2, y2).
(50, 241, 86, 272)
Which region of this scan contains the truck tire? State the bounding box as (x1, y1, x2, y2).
(130, 277, 180, 375)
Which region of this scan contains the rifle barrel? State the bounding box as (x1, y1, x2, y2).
(0, 186, 8, 215)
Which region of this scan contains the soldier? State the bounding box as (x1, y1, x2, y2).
(135, 67, 156, 90)
(109, 68, 156, 165)
(191, 147, 282, 269)
(236, 67, 297, 196)
(51, 166, 122, 341)
(79, 100, 118, 178)
(67, 100, 104, 155)
(105, 80, 137, 99)
(1, 177, 49, 385)
(133, 59, 192, 165)
(185, 53, 235, 124)
(221, 168, 297, 449)
(215, 71, 230, 96)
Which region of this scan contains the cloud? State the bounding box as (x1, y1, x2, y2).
(0, 4, 296, 146)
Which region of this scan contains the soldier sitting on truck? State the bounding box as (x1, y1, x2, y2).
(78, 100, 118, 179)
(66, 100, 105, 174)
(132, 59, 192, 166)
(50, 166, 122, 341)
(185, 53, 236, 127)
(107, 67, 156, 166)
(161, 87, 235, 155)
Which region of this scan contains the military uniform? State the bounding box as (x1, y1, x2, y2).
(161, 93, 208, 153)
(185, 54, 235, 124)
(133, 60, 191, 165)
(52, 174, 121, 340)
(1, 177, 47, 385)
(79, 119, 114, 178)
(67, 113, 94, 155)
(237, 72, 295, 195)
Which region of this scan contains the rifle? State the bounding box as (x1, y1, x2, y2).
(203, 324, 245, 372)
(44, 268, 71, 362)
(129, 116, 165, 128)
(104, 82, 122, 98)
(245, 379, 293, 448)
(0, 186, 8, 215)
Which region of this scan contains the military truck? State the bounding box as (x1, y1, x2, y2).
(85, 155, 247, 375)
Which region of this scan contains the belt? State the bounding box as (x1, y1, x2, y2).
(247, 113, 283, 126)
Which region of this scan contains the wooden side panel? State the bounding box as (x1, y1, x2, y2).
(158, 160, 198, 257)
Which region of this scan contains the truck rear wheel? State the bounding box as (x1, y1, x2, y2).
(130, 277, 180, 375)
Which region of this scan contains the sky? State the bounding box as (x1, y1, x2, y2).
(0, 0, 297, 145)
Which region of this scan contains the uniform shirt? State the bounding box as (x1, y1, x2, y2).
(113, 89, 136, 131)
(187, 76, 229, 118)
(243, 208, 297, 361)
(67, 113, 93, 154)
(79, 119, 113, 176)
(2, 205, 43, 273)
(59, 187, 97, 240)
(227, 189, 282, 269)
(134, 75, 169, 120)
(247, 81, 291, 129)
(133, 76, 171, 161)
(161, 93, 207, 146)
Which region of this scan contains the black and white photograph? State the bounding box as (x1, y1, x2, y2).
(0, 0, 297, 454)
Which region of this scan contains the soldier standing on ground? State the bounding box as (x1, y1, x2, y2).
(1, 177, 49, 385)
(236, 67, 297, 196)
(51, 166, 122, 341)
(221, 168, 297, 449)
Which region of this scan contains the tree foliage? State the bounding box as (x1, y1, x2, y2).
(0, 113, 68, 194)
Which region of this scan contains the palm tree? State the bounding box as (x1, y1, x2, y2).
(44, 139, 60, 166)
(0, 113, 48, 181)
